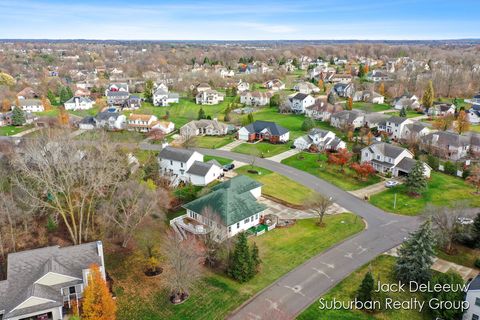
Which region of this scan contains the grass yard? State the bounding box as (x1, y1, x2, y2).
(370, 172, 480, 215)
(0, 125, 33, 136)
(235, 165, 316, 206)
(436, 243, 480, 270)
(353, 102, 392, 113)
(232, 141, 293, 157)
(298, 255, 429, 320)
(203, 155, 232, 166)
(470, 125, 480, 133)
(281, 152, 381, 191)
(393, 110, 424, 118)
(195, 135, 234, 149)
(110, 213, 364, 320)
(78, 130, 146, 143)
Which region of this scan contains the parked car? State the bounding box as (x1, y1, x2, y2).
(223, 163, 235, 171)
(385, 180, 399, 188)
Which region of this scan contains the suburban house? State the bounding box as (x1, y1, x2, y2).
(0, 241, 106, 320)
(401, 122, 430, 141)
(353, 91, 385, 104)
(420, 131, 471, 160)
(471, 134, 480, 157)
(288, 93, 316, 114)
(364, 113, 390, 129)
(105, 83, 129, 95)
(378, 116, 413, 140)
(126, 114, 161, 133)
(427, 102, 456, 117)
(464, 93, 480, 107)
(16, 87, 39, 99)
(263, 79, 285, 91)
(181, 175, 267, 239)
(330, 74, 352, 83)
(153, 86, 180, 106)
(330, 110, 365, 129)
(463, 274, 480, 320)
(195, 90, 225, 105)
(154, 120, 175, 134)
(106, 90, 129, 106)
(236, 80, 250, 92)
(366, 70, 391, 82)
(158, 146, 222, 186)
(467, 105, 480, 124)
(293, 82, 320, 94)
(195, 83, 211, 93)
(180, 119, 228, 137)
(305, 100, 343, 121)
(14, 99, 44, 112)
(294, 128, 346, 152)
(361, 142, 431, 177)
(333, 82, 354, 98)
(74, 87, 91, 97)
(392, 94, 420, 110)
(64, 96, 93, 111)
(96, 112, 126, 130)
(240, 91, 273, 106)
(238, 120, 290, 144)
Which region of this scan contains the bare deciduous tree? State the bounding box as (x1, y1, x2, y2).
(305, 193, 333, 227)
(199, 206, 228, 268)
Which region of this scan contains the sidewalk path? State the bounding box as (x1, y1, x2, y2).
(266, 149, 300, 163)
(218, 139, 244, 151)
(348, 179, 392, 199)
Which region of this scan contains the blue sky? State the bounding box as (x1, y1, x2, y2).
(0, 0, 479, 40)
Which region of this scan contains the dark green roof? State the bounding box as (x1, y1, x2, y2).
(183, 175, 266, 226)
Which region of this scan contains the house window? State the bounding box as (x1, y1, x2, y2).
(170, 160, 173, 165)
(69, 286, 76, 294)
(476, 297, 480, 307)
(255, 214, 258, 220)
(228, 226, 231, 233)
(244, 218, 250, 224)
(237, 222, 240, 229)
(472, 314, 479, 320)
(376, 155, 380, 160)
(181, 163, 184, 168)
(180, 170, 185, 174)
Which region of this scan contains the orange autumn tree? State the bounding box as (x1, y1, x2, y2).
(378, 82, 385, 96)
(351, 162, 376, 181)
(327, 148, 352, 172)
(455, 110, 470, 134)
(1, 98, 10, 112)
(347, 97, 353, 110)
(58, 106, 69, 126)
(82, 264, 116, 320)
(41, 95, 52, 111)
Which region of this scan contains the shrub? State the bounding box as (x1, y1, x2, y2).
(427, 155, 439, 170)
(46, 216, 58, 233)
(444, 161, 457, 176)
(475, 258, 480, 268)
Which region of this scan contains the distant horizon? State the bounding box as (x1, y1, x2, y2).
(1, 38, 480, 42)
(0, 0, 479, 40)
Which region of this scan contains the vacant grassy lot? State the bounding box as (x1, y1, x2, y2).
(298, 255, 429, 320)
(0, 125, 33, 136)
(232, 141, 293, 157)
(353, 102, 391, 113)
(78, 130, 146, 143)
(195, 135, 234, 149)
(281, 152, 381, 191)
(370, 172, 480, 215)
(110, 214, 364, 320)
(235, 165, 315, 206)
(436, 243, 480, 270)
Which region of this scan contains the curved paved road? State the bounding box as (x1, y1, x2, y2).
(195, 148, 421, 320)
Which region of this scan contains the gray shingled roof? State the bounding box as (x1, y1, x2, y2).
(158, 146, 195, 162)
(186, 160, 220, 176)
(243, 120, 289, 136)
(468, 274, 480, 290)
(0, 242, 102, 318)
(387, 116, 409, 125)
(369, 142, 408, 159)
(106, 91, 129, 97)
(395, 157, 417, 172)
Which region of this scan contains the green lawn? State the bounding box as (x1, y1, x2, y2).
(77, 130, 146, 143)
(298, 255, 429, 320)
(470, 125, 480, 133)
(232, 141, 293, 157)
(281, 152, 381, 191)
(0, 125, 33, 136)
(436, 244, 480, 270)
(235, 165, 316, 206)
(204, 155, 232, 166)
(353, 102, 392, 113)
(111, 213, 364, 320)
(370, 172, 480, 215)
(393, 110, 424, 118)
(34, 106, 100, 118)
(195, 135, 234, 149)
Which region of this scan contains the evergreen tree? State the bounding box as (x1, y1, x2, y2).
(395, 220, 436, 284)
(405, 161, 427, 196)
(356, 271, 375, 304)
(227, 233, 253, 283)
(327, 91, 336, 104)
(65, 86, 73, 100)
(399, 106, 407, 117)
(250, 242, 261, 277)
(11, 107, 25, 126)
(47, 89, 57, 105)
(358, 64, 365, 78)
(270, 94, 280, 107)
(59, 87, 69, 104)
(247, 113, 254, 124)
(301, 117, 316, 131)
(198, 107, 206, 120)
(144, 80, 154, 103)
(426, 271, 465, 320)
(422, 80, 434, 111)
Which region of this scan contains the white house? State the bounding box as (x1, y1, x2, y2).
(158, 146, 222, 186)
(0, 241, 106, 320)
(463, 274, 480, 320)
(392, 94, 420, 110)
(195, 90, 225, 105)
(64, 96, 94, 110)
(294, 128, 346, 151)
(305, 100, 344, 121)
(153, 86, 180, 106)
(95, 112, 126, 130)
(293, 82, 320, 94)
(353, 91, 385, 104)
(330, 110, 365, 129)
(361, 142, 431, 177)
(378, 116, 413, 140)
(180, 119, 229, 137)
(126, 114, 159, 132)
(401, 123, 430, 141)
(155, 120, 175, 134)
(240, 91, 273, 106)
(468, 106, 480, 124)
(237, 80, 250, 92)
(288, 93, 315, 114)
(14, 99, 44, 112)
(427, 102, 456, 117)
(181, 175, 267, 239)
(263, 79, 285, 91)
(366, 70, 391, 82)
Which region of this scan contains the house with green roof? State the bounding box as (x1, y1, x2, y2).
(181, 175, 267, 239)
